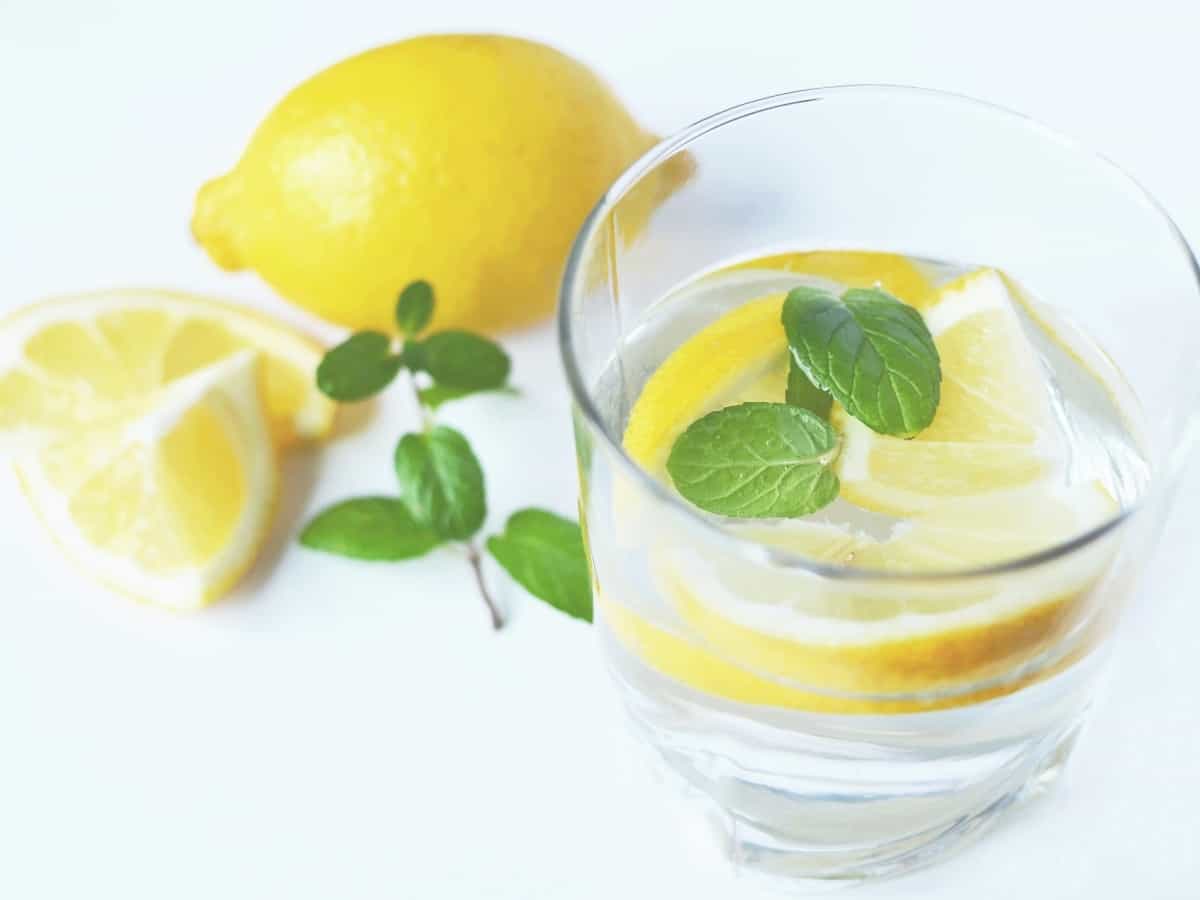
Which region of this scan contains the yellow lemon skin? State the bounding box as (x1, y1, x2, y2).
(193, 34, 681, 335)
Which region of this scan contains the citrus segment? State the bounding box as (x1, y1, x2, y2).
(0, 290, 331, 608)
(15, 352, 277, 609)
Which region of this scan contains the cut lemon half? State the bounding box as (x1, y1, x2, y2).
(835, 268, 1058, 515)
(15, 352, 277, 610)
(0, 289, 335, 450)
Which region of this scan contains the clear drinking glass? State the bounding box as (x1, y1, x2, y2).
(558, 86, 1200, 887)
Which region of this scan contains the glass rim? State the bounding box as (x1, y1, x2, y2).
(557, 84, 1200, 583)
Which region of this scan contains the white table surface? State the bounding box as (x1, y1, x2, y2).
(2, 2, 1198, 897)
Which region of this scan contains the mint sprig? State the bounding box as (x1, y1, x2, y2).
(487, 510, 592, 622)
(395, 280, 434, 337)
(666, 283, 942, 520)
(782, 285, 941, 437)
(299, 497, 438, 560)
(316, 332, 404, 402)
(300, 281, 592, 629)
(406, 331, 510, 391)
(394, 426, 487, 541)
(315, 285, 510, 407)
(667, 403, 840, 518)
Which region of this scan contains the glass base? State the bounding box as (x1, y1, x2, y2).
(607, 633, 1099, 891)
(658, 722, 1079, 892)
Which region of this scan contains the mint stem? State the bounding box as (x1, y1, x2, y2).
(398, 340, 497, 627)
(466, 543, 504, 630)
(400, 362, 433, 432)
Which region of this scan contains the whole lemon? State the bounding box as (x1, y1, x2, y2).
(193, 34, 684, 334)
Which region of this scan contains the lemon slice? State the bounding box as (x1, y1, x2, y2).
(722, 250, 938, 310)
(849, 483, 1114, 573)
(15, 352, 277, 609)
(652, 483, 1115, 701)
(835, 268, 1058, 515)
(623, 251, 935, 472)
(615, 258, 1117, 710)
(0, 289, 335, 450)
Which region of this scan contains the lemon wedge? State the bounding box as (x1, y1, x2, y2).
(0, 290, 335, 608)
(836, 268, 1058, 514)
(15, 352, 277, 609)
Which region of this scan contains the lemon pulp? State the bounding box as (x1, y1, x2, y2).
(0, 290, 335, 608)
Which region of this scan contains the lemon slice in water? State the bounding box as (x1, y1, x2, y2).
(614, 260, 1115, 710)
(836, 268, 1059, 515)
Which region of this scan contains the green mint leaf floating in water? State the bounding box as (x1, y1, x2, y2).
(666, 402, 839, 518)
(785, 356, 832, 418)
(782, 285, 940, 437)
(487, 509, 593, 622)
(299, 496, 439, 560)
(405, 331, 510, 390)
(316, 331, 403, 401)
(394, 425, 487, 540)
(418, 383, 519, 410)
(395, 280, 435, 337)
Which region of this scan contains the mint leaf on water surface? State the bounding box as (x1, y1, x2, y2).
(666, 402, 839, 518)
(781, 285, 940, 437)
(316, 331, 403, 401)
(299, 497, 440, 561)
(393, 426, 487, 541)
(487, 509, 593, 623)
(785, 356, 833, 418)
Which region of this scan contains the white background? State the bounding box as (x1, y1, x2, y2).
(2, 1, 1198, 897)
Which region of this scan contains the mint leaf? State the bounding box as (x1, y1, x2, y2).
(299, 496, 439, 560)
(666, 402, 839, 518)
(487, 509, 592, 622)
(394, 426, 486, 540)
(782, 285, 940, 437)
(316, 331, 402, 401)
(785, 356, 832, 418)
(418, 383, 518, 410)
(395, 280, 434, 337)
(405, 331, 510, 390)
